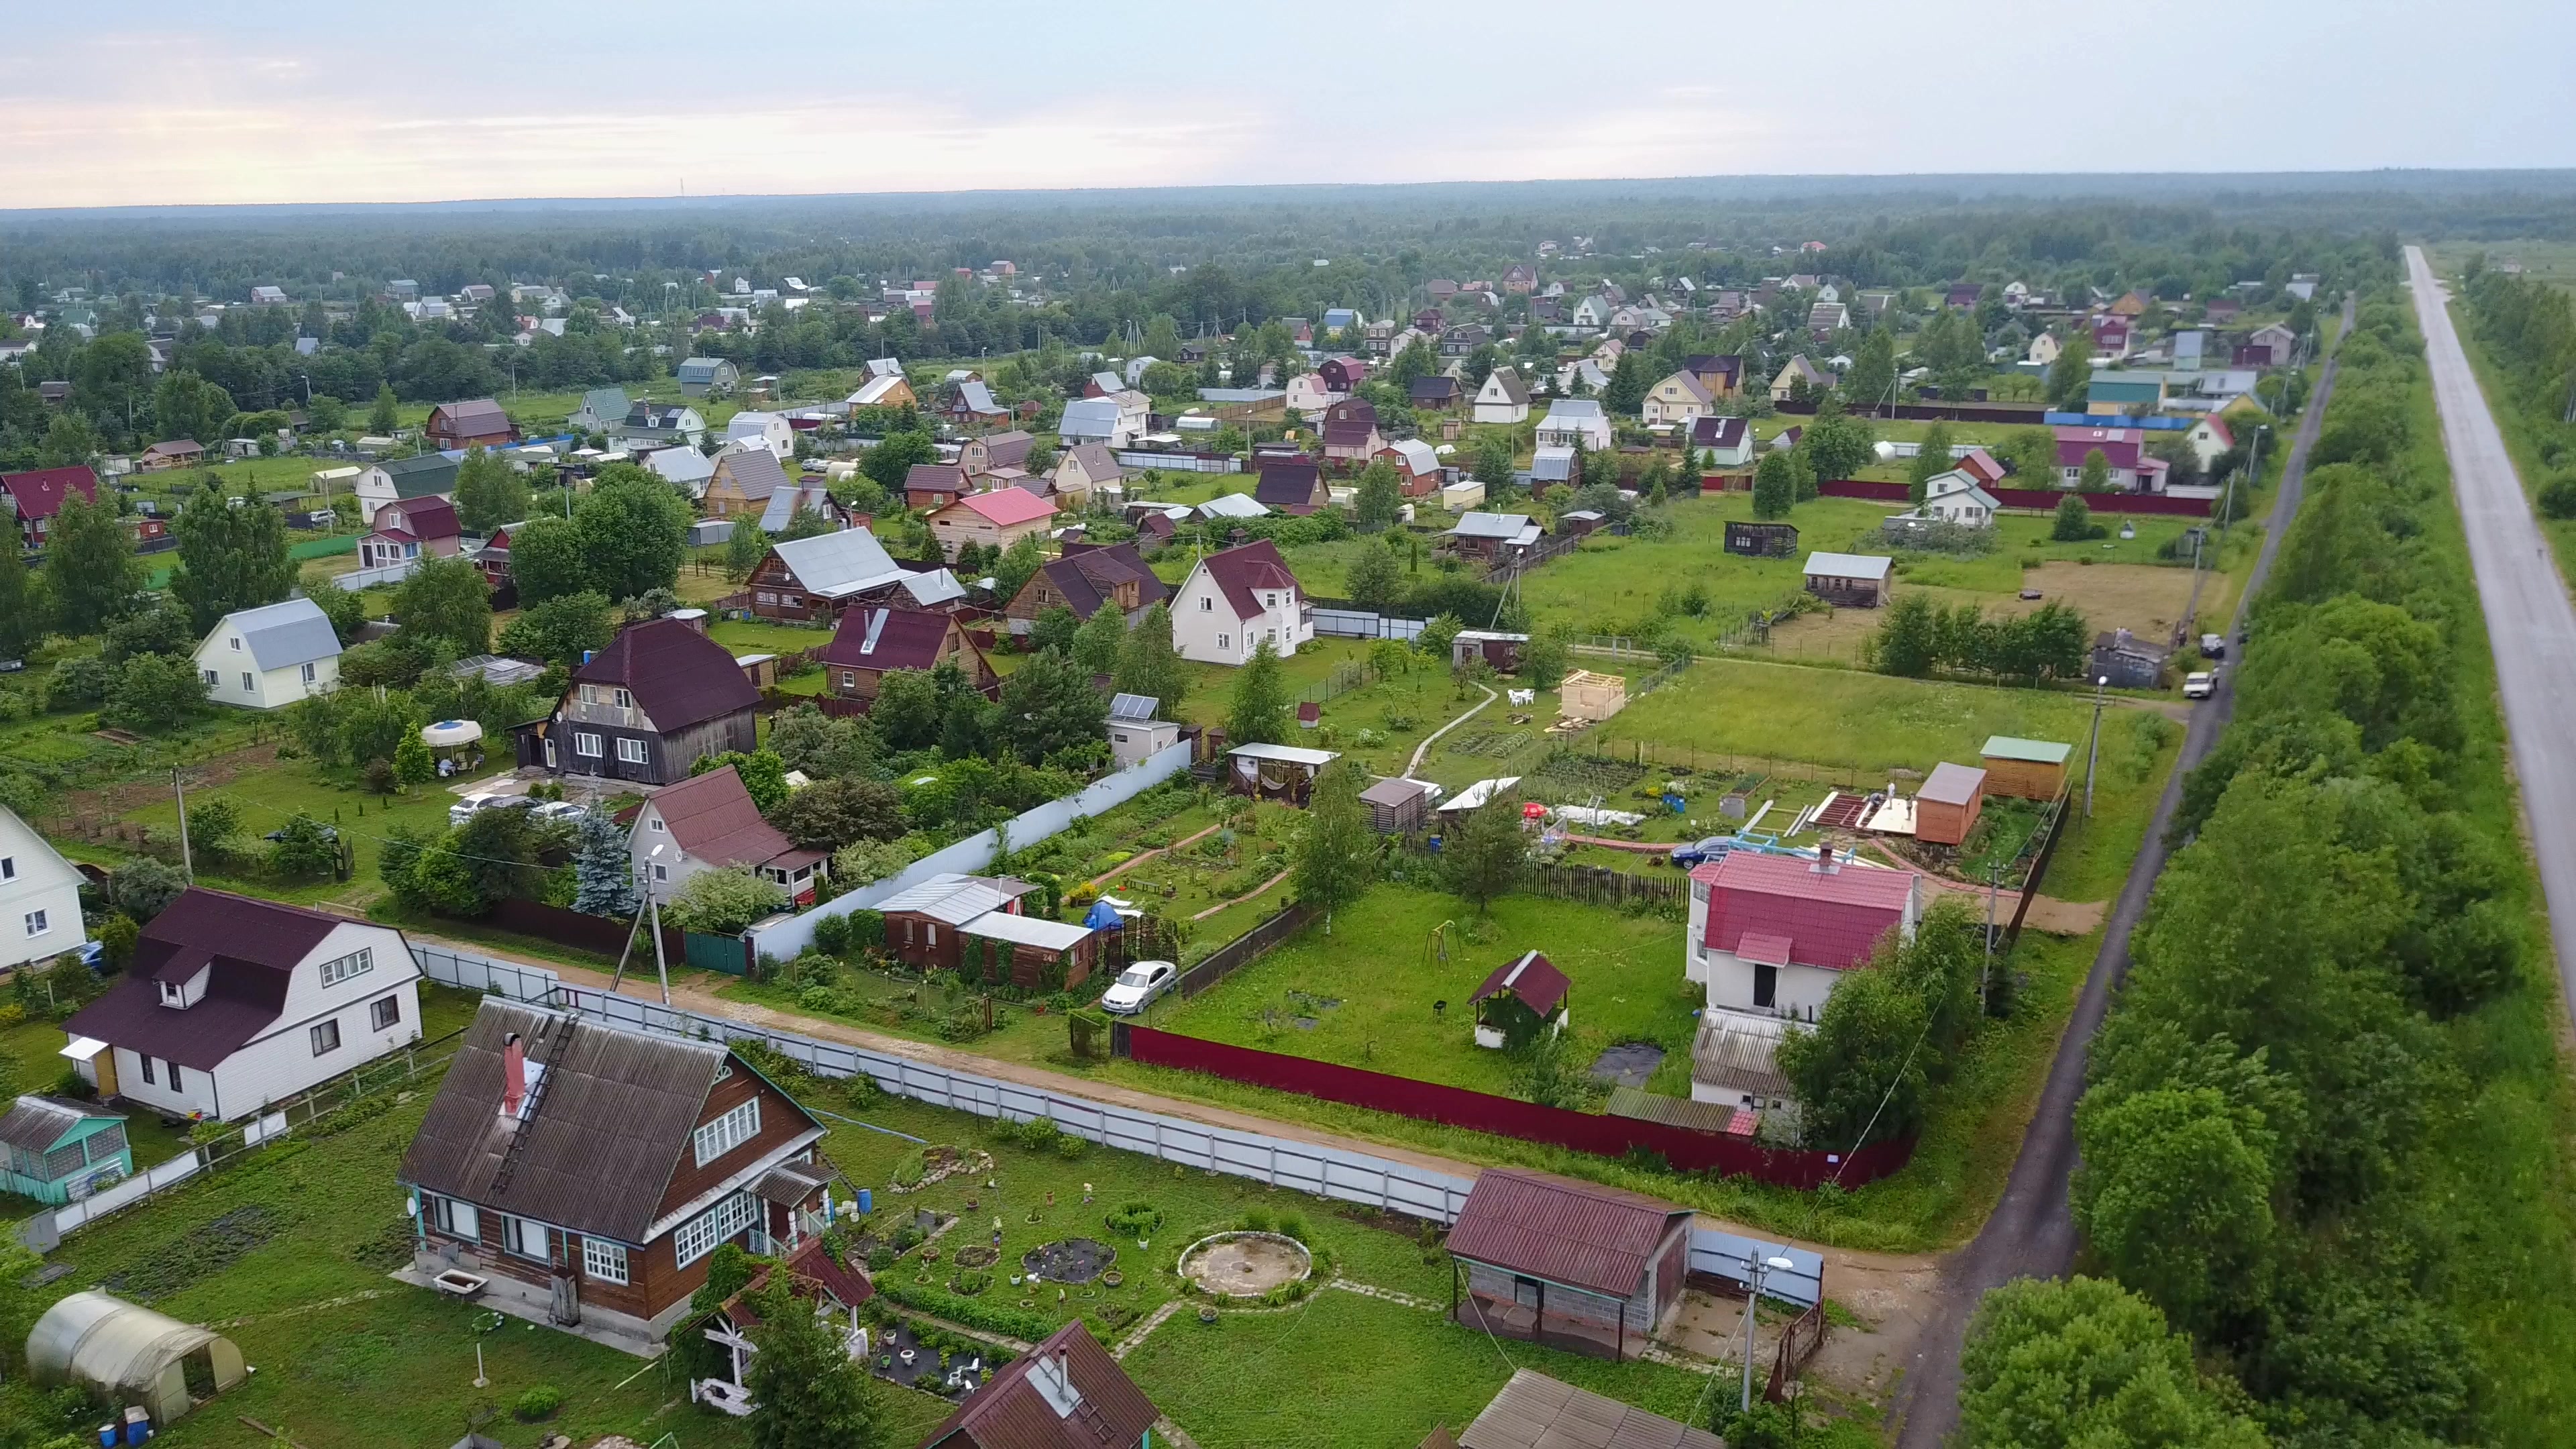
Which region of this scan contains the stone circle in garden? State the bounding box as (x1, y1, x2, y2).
(1020, 1236, 1116, 1285)
(1177, 1231, 1313, 1297)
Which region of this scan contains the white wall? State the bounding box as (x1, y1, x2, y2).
(1171, 566, 1309, 665)
(1699, 946, 1837, 1021)
(195, 645, 338, 710)
(109, 1047, 217, 1117)
(630, 798, 710, 904)
(0, 810, 87, 971)
(213, 972, 422, 1120)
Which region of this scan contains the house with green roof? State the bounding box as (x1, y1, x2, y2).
(2085, 376, 2167, 416)
(353, 451, 460, 526)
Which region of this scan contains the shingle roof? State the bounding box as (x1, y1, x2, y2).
(216, 596, 341, 672)
(770, 529, 906, 599)
(1686, 415, 1748, 449)
(646, 765, 796, 869)
(817, 605, 959, 674)
(400, 1000, 818, 1244)
(1030, 543, 1164, 621)
(1057, 443, 1122, 484)
(1195, 539, 1301, 621)
(431, 399, 511, 437)
(570, 618, 760, 733)
(62, 889, 367, 1071)
(906, 462, 969, 496)
(378, 495, 460, 542)
(1444, 1169, 1690, 1298)
(0, 466, 99, 521)
(921, 1321, 1159, 1449)
(1252, 460, 1323, 510)
(1690, 852, 1914, 971)
(1470, 951, 1570, 1018)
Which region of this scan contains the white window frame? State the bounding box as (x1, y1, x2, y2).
(673, 1191, 759, 1269)
(1, 856, 14, 879)
(139, 1055, 156, 1086)
(1198, 595, 1212, 612)
(23, 910, 47, 938)
(616, 737, 649, 765)
(650, 818, 666, 832)
(1217, 633, 1230, 651)
(614, 688, 633, 708)
(158, 979, 182, 1007)
(319, 947, 373, 987)
(503, 1214, 552, 1262)
(653, 863, 668, 882)
(301, 661, 317, 684)
(310, 1019, 341, 1056)
(574, 731, 603, 758)
(692, 1099, 761, 1167)
(370, 994, 400, 1032)
(241, 672, 256, 692)
(429, 1195, 479, 1240)
(582, 1236, 630, 1285)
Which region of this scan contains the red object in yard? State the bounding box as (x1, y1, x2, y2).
(1521, 802, 1547, 820)
(1297, 702, 1321, 727)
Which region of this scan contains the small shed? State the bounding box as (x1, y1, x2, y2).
(1226, 742, 1340, 806)
(1556, 509, 1605, 537)
(0, 1095, 132, 1204)
(1559, 669, 1628, 722)
(1470, 950, 1570, 1049)
(1359, 776, 1434, 835)
(1456, 1371, 1724, 1449)
(2090, 629, 2169, 689)
(1445, 1170, 1695, 1360)
(1452, 629, 1529, 672)
(1802, 551, 1894, 608)
(1723, 519, 1799, 558)
(1108, 693, 1181, 769)
(28, 1291, 248, 1428)
(1915, 762, 1988, 847)
(957, 910, 1100, 991)
(1980, 735, 2073, 799)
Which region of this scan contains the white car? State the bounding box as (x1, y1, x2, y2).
(2182, 671, 2216, 700)
(448, 793, 537, 825)
(1099, 960, 1179, 1016)
(529, 800, 587, 824)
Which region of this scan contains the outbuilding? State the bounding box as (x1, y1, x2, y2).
(1454, 1371, 1723, 1449)
(1723, 520, 1799, 558)
(0, 1095, 131, 1203)
(956, 910, 1099, 992)
(1980, 735, 2072, 799)
(1359, 776, 1434, 835)
(1558, 669, 1627, 722)
(1226, 742, 1339, 806)
(1444, 1169, 1695, 1360)
(1470, 950, 1570, 1049)
(28, 1291, 248, 1429)
(1801, 551, 1893, 608)
(1451, 629, 1528, 672)
(1913, 762, 1987, 847)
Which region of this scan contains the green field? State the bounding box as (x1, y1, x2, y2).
(1599, 657, 2098, 774)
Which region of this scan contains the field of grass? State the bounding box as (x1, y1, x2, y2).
(1147, 886, 1697, 1097)
(1597, 657, 2102, 775)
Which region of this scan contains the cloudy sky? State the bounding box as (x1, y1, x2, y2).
(9, 0, 2571, 209)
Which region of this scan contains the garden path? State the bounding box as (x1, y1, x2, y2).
(1406, 683, 1499, 776)
(1189, 866, 1293, 920)
(1085, 823, 1223, 890)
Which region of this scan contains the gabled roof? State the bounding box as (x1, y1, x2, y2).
(401, 1000, 819, 1244)
(758, 483, 839, 533)
(712, 447, 789, 502)
(817, 605, 959, 674)
(1458, 1371, 1723, 1449)
(645, 765, 797, 869)
(1802, 551, 1892, 582)
(1655, 370, 1715, 405)
(378, 452, 460, 496)
(770, 528, 907, 599)
(953, 380, 1003, 415)
(1058, 398, 1120, 437)
(1479, 366, 1530, 405)
(1955, 448, 2008, 484)
(1029, 542, 1165, 621)
(1195, 492, 1268, 521)
(1540, 398, 1603, 423)
(1470, 951, 1570, 1018)
(1450, 511, 1539, 543)
(430, 399, 511, 435)
(1444, 1169, 1690, 1298)
(646, 447, 716, 484)
(0, 1095, 122, 1156)
(921, 1321, 1159, 1449)
(1409, 375, 1462, 402)
(570, 617, 760, 732)
(906, 462, 969, 496)
(1193, 539, 1301, 620)
(1686, 415, 1748, 449)
(1057, 442, 1122, 484)
(62, 888, 359, 1071)
(896, 568, 969, 608)
(212, 596, 341, 672)
(1690, 851, 1915, 971)
(378, 495, 460, 541)
(847, 374, 911, 407)
(873, 873, 1026, 926)
(1252, 460, 1324, 509)
(576, 386, 629, 420)
(0, 465, 99, 521)
(1383, 438, 1440, 476)
(950, 488, 1055, 528)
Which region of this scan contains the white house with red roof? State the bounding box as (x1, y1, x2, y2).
(1171, 539, 1312, 665)
(2184, 415, 2236, 470)
(358, 494, 462, 569)
(1686, 847, 1921, 1021)
(0, 466, 100, 551)
(2052, 425, 2167, 492)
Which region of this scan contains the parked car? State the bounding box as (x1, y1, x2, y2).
(2200, 632, 2225, 659)
(2183, 670, 2216, 700)
(448, 794, 537, 825)
(1668, 837, 1733, 868)
(529, 800, 586, 824)
(1099, 960, 1180, 1015)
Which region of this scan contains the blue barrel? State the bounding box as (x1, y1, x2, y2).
(97, 1425, 115, 1448)
(123, 1407, 152, 1444)
(856, 1187, 872, 1216)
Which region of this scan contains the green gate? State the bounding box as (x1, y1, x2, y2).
(683, 930, 750, 975)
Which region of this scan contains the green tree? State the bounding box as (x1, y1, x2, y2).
(575, 466, 690, 601)
(869, 668, 941, 751)
(1225, 638, 1291, 745)
(1293, 760, 1375, 931)
(2045, 331, 2095, 411)
(1028, 604, 1080, 657)
(368, 382, 400, 435)
(665, 867, 787, 935)
(861, 429, 936, 490)
(168, 480, 295, 633)
(2078, 447, 2112, 493)
(1960, 1277, 2268, 1449)
(1521, 631, 1570, 690)
(1908, 421, 1954, 504)
(268, 814, 339, 879)
(1351, 458, 1403, 530)
(2053, 492, 2093, 541)
(1778, 965, 1929, 1148)
(1473, 434, 1516, 492)
(1751, 451, 1796, 519)
(453, 446, 529, 533)
(102, 653, 208, 733)
(726, 517, 771, 581)
(0, 533, 44, 660)
(991, 533, 1046, 605)
(1443, 788, 1526, 914)
(768, 775, 905, 851)
(496, 590, 614, 666)
(506, 514, 590, 604)
(46, 490, 144, 633)
(312, 579, 366, 643)
(1798, 407, 1876, 482)
(2000, 425, 2057, 483)
(692, 751, 791, 812)
(2071, 1087, 2277, 1340)
(111, 857, 186, 921)
(153, 370, 237, 444)
(743, 1272, 887, 1449)
(768, 703, 877, 780)
(1602, 349, 1652, 416)
(1843, 329, 1897, 409)
(1112, 602, 1187, 710)
(394, 555, 492, 655)
(37, 412, 102, 468)
(1344, 537, 1404, 611)
(997, 647, 1107, 765)
(393, 733, 436, 789)
(1071, 602, 1126, 676)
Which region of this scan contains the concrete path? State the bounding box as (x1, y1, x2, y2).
(1406, 684, 1498, 777)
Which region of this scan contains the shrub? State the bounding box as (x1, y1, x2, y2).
(871, 1277, 1055, 1341)
(513, 1386, 561, 1421)
(2539, 472, 2576, 520)
(1104, 1201, 1164, 1237)
(1054, 1132, 1089, 1160)
(1240, 1207, 1274, 1233)
(1015, 1116, 1063, 1152)
(1274, 1212, 1311, 1245)
(812, 912, 854, 956)
(951, 1268, 991, 1297)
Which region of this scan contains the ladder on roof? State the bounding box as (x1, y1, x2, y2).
(488, 1019, 571, 1198)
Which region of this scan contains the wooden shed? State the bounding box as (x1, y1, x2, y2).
(1980, 735, 2073, 799)
(1802, 551, 1893, 608)
(1723, 519, 1799, 558)
(1915, 762, 1987, 847)
(1445, 1170, 1694, 1361)
(1470, 950, 1570, 1050)
(1360, 776, 1434, 835)
(1452, 630, 1529, 672)
(1559, 669, 1628, 722)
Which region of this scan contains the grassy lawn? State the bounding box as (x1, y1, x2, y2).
(1146, 887, 1697, 1097)
(1599, 657, 2099, 775)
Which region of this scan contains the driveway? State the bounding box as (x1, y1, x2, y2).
(1888, 294, 2357, 1446)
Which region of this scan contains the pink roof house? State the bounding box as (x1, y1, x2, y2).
(1685, 848, 1920, 1021)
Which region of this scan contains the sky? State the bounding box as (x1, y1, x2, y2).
(8, 0, 2574, 209)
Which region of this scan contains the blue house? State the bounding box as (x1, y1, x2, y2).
(0, 1095, 132, 1205)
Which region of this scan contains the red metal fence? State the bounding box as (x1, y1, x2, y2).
(1120, 1026, 1915, 1187)
(1817, 478, 2212, 517)
(1774, 398, 2051, 425)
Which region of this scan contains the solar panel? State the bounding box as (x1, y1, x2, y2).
(1108, 693, 1159, 722)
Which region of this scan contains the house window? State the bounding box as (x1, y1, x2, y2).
(653, 864, 667, 881)
(229, 637, 241, 651)
(311, 1019, 341, 1056)
(139, 1055, 156, 1085)
(1753, 964, 1778, 1010)
(756, 590, 777, 604)
(650, 818, 665, 832)
(1198, 596, 1212, 612)
(302, 662, 317, 684)
(674, 1191, 760, 1269)
(0, 857, 11, 879)
(23, 910, 47, 937)
(1217, 633, 1231, 651)
(427, 1195, 479, 1240)
(504, 1216, 551, 1262)
(580, 685, 598, 704)
(575, 732, 603, 757)
(694, 1099, 761, 1167)
(370, 995, 400, 1032)
(159, 980, 182, 1006)
(319, 947, 373, 987)
(582, 1237, 629, 1285)
(616, 738, 649, 765)
(614, 688, 633, 708)
(840, 671, 855, 689)
(169, 1063, 183, 1091)
(241, 672, 256, 692)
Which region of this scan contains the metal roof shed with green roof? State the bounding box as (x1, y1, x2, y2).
(1980, 735, 2074, 799)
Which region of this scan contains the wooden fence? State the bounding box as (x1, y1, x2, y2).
(1175, 902, 1314, 999)
(1524, 863, 1685, 906)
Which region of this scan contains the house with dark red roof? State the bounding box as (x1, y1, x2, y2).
(424, 398, 517, 451)
(1250, 458, 1328, 515)
(517, 616, 759, 784)
(60, 888, 424, 1122)
(1002, 541, 1167, 636)
(1170, 539, 1311, 665)
(919, 1320, 1160, 1449)
(1686, 847, 1920, 1021)
(358, 494, 462, 570)
(904, 462, 971, 511)
(816, 604, 991, 704)
(1444, 1169, 1694, 1361)
(2053, 425, 2153, 490)
(0, 466, 99, 550)
(1318, 397, 1384, 463)
(630, 764, 827, 908)
(1319, 356, 1371, 394)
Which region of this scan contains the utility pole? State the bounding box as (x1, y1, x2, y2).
(2084, 676, 2108, 819)
(173, 769, 195, 881)
(1984, 860, 2000, 1002)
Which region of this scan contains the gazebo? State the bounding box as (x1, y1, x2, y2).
(1469, 951, 1570, 1050)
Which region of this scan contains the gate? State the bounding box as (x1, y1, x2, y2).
(684, 930, 752, 975)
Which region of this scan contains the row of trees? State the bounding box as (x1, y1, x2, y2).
(1870, 596, 2092, 683)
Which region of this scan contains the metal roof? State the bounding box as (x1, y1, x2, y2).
(1470, 950, 1570, 1018)
(1981, 735, 2072, 765)
(1801, 551, 1893, 582)
(959, 912, 1093, 952)
(1450, 511, 1537, 541)
(1226, 742, 1338, 766)
(771, 528, 908, 598)
(921, 1321, 1159, 1449)
(1688, 1012, 1794, 1099)
(215, 596, 341, 672)
(897, 568, 969, 607)
(1605, 1087, 1742, 1135)
(1458, 1369, 1724, 1449)
(1444, 1169, 1691, 1299)
(1917, 762, 1988, 807)
(874, 873, 1020, 925)
(1195, 492, 1268, 519)
(0, 1095, 121, 1154)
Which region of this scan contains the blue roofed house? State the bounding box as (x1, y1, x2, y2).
(676, 357, 741, 397)
(1322, 307, 1360, 333)
(0, 1096, 132, 1204)
(190, 597, 343, 710)
(1058, 396, 1124, 447)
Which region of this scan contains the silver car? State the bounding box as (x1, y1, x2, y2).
(1099, 960, 1179, 1015)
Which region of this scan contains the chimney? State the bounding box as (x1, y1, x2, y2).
(500, 1032, 527, 1118)
(1813, 844, 1839, 875)
(669, 608, 708, 633)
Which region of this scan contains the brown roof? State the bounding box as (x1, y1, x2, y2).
(400, 999, 820, 1244)
(817, 604, 959, 674)
(922, 1321, 1159, 1449)
(907, 462, 969, 496)
(378, 495, 460, 542)
(1196, 539, 1301, 621)
(1470, 950, 1570, 1018)
(1457, 1371, 1723, 1449)
(570, 617, 761, 733)
(431, 399, 513, 436)
(971, 431, 1036, 472)
(1057, 443, 1122, 483)
(713, 447, 789, 502)
(1252, 460, 1324, 511)
(1443, 1169, 1690, 1298)
(718, 1236, 871, 1328)
(647, 765, 797, 870)
(1026, 541, 1166, 621)
(63, 888, 355, 1071)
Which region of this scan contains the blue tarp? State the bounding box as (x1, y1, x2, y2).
(1085, 899, 1124, 931)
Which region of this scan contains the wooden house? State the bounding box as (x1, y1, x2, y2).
(1723, 521, 1798, 559)
(1004, 541, 1167, 636)
(1444, 1170, 1693, 1361)
(959, 910, 1101, 993)
(629, 765, 827, 910)
(1913, 763, 1986, 847)
(1251, 459, 1328, 515)
(358, 494, 462, 569)
(1360, 776, 1433, 835)
(904, 463, 970, 511)
(1980, 736, 2072, 799)
(0, 466, 99, 551)
(517, 617, 759, 784)
(957, 430, 1036, 479)
(702, 447, 790, 519)
(1452, 630, 1528, 672)
(399, 1000, 837, 1345)
(1559, 670, 1627, 722)
(816, 604, 992, 704)
(425, 400, 517, 451)
(873, 873, 1040, 973)
(747, 529, 912, 623)
(1801, 551, 1892, 608)
(929, 486, 1055, 560)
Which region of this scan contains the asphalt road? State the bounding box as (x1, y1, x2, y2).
(1888, 293, 2357, 1447)
(2405, 244, 2576, 1013)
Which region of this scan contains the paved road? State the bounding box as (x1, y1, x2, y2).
(1889, 294, 2357, 1447)
(2406, 244, 2576, 1012)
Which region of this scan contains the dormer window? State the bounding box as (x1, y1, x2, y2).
(159, 979, 184, 1007)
